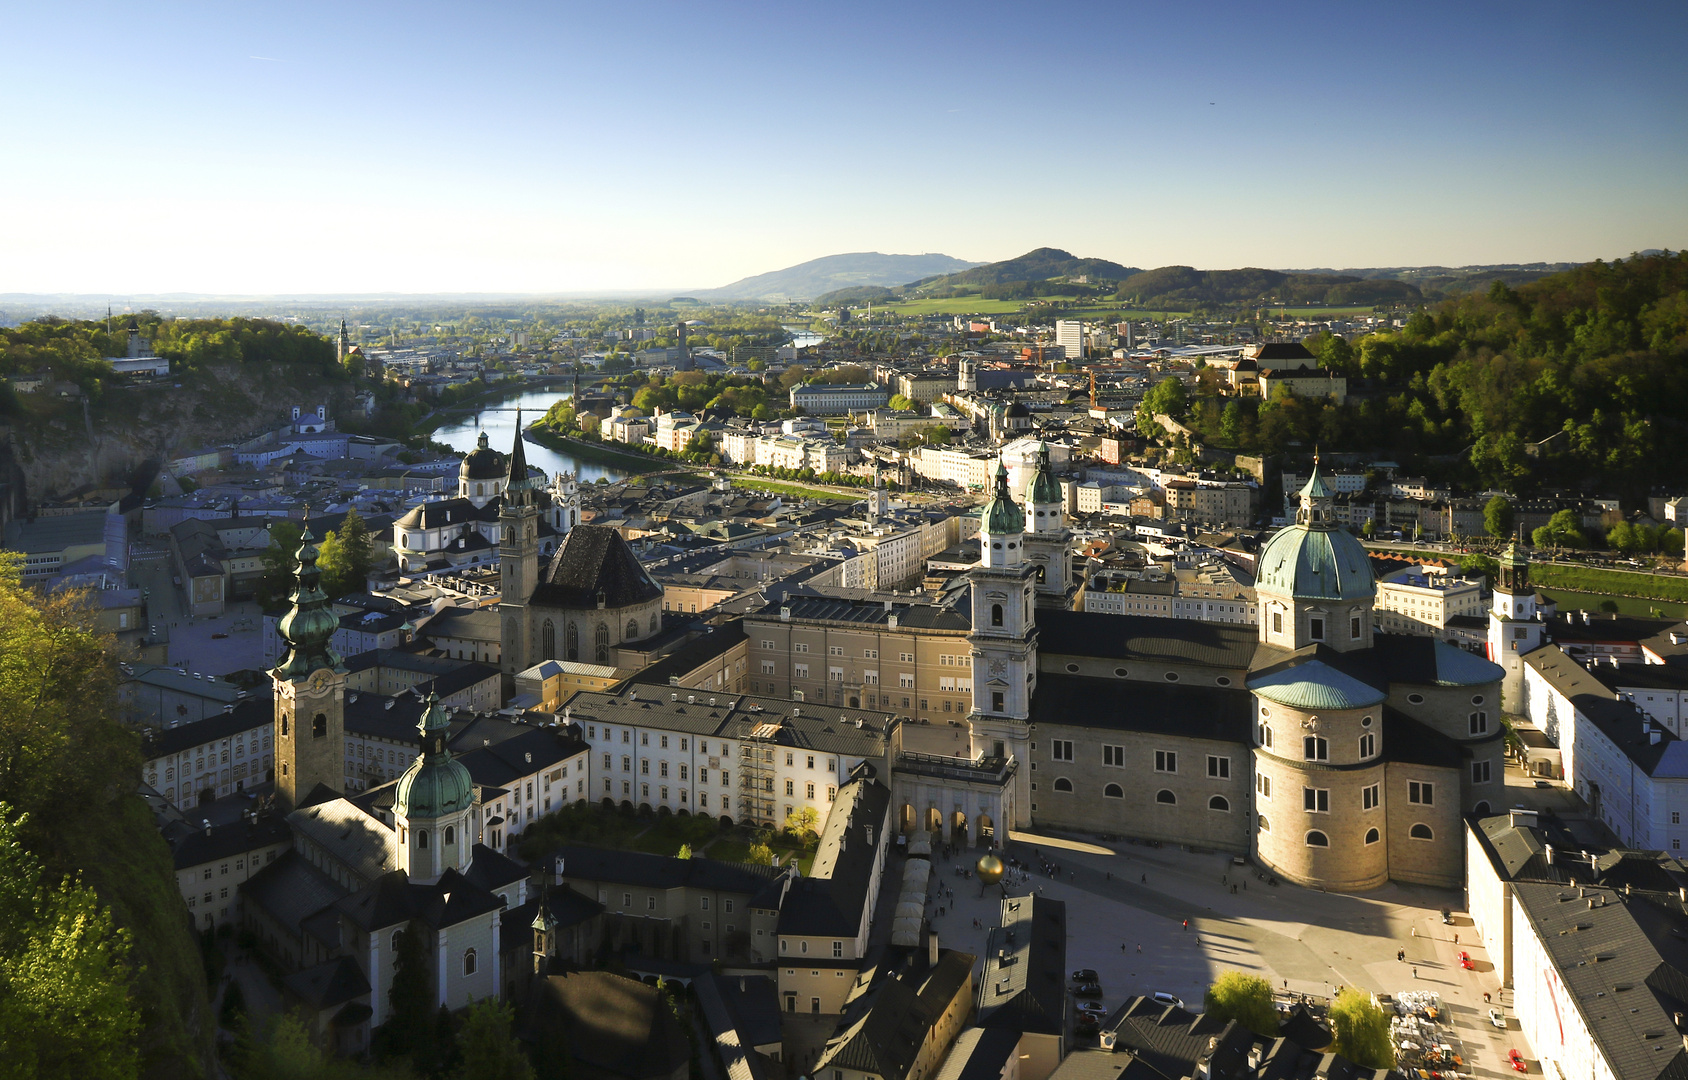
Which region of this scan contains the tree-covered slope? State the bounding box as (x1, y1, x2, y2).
(1116, 266, 1423, 308)
(696, 252, 979, 301)
(908, 247, 1139, 290)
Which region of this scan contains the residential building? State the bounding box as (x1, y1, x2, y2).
(791, 384, 890, 415)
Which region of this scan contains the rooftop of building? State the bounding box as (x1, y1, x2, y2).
(778, 769, 892, 937)
(1526, 645, 1688, 777)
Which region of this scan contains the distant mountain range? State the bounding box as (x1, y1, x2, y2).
(800, 247, 1595, 308)
(693, 252, 981, 302)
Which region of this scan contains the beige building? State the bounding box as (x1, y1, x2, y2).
(1161, 479, 1255, 527)
(1374, 564, 1486, 638)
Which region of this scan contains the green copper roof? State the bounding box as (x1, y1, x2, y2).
(1025, 442, 1062, 506)
(1256, 523, 1375, 602)
(394, 693, 475, 821)
(273, 521, 343, 680)
(982, 462, 1025, 534)
(1299, 460, 1333, 500)
(1248, 660, 1387, 710)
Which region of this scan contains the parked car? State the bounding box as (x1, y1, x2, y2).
(1077, 1001, 1107, 1016)
(1073, 982, 1102, 997)
(1151, 992, 1185, 1009)
(1071, 969, 1099, 983)
(1489, 1008, 1506, 1029)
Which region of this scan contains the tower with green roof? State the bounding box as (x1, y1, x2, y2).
(966, 461, 1036, 830)
(393, 691, 477, 883)
(271, 519, 347, 811)
(1253, 454, 1376, 654)
(1487, 537, 1541, 704)
(1021, 442, 1072, 605)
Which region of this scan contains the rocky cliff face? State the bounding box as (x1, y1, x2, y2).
(4, 362, 359, 500)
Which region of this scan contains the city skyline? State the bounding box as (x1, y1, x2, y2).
(4, 0, 1684, 294)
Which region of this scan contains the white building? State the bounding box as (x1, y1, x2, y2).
(1374, 564, 1487, 638)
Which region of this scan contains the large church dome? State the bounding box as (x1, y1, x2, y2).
(394, 694, 475, 820)
(460, 431, 507, 482)
(1256, 464, 1374, 602)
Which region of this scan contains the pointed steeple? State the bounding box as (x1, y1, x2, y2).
(506, 407, 541, 503)
(1296, 449, 1334, 527)
(273, 515, 343, 679)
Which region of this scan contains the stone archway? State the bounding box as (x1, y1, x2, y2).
(925, 806, 943, 834)
(901, 803, 916, 834)
(977, 812, 995, 845)
(950, 810, 970, 847)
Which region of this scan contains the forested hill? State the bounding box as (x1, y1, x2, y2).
(908, 247, 1140, 290)
(1116, 266, 1422, 308)
(1167, 252, 1688, 501)
(696, 252, 980, 301)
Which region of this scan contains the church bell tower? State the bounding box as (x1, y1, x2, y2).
(1488, 539, 1541, 707)
(968, 462, 1037, 827)
(271, 519, 347, 811)
(500, 412, 541, 684)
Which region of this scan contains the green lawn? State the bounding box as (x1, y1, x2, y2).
(1529, 563, 1688, 604)
(629, 813, 722, 856)
(731, 478, 861, 502)
(1534, 588, 1688, 619)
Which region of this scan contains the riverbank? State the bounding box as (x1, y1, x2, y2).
(524, 425, 669, 474)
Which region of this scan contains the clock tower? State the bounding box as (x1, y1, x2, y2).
(271, 519, 347, 812)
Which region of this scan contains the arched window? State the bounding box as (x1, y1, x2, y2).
(991, 603, 1003, 627)
(463, 948, 477, 975)
(1053, 778, 1073, 792)
(1474, 800, 1492, 817)
(1410, 823, 1434, 840)
(1365, 828, 1380, 845)
(1305, 831, 1329, 847)
(541, 619, 556, 659)
(1104, 784, 1123, 798)
(417, 829, 429, 849)
(595, 622, 609, 663)
(566, 622, 579, 661)
(1155, 789, 1176, 805)
(1208, 795, 1229, 812)
(392, 930, 404, 951)
(1303, 736, 1327, 761)
(312, 713, 327, 738)
(649, 614, 659, 635)
(444, 825, 455, 845)
(627, 619, 639, 640)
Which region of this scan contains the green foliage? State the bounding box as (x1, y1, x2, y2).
(1201, 971, 1278, 1037)
(383, 924, 435, 1071)
(257, 522, 305, 610)
(1458, 552, 1500, 588)
(317, 510, 374, 598)
(676, 843, 693, 860)
(887, 394, 916, 412)
(1328, 989, 1393, 1069)
(1533, 509, 1588, 549)
(1135, 376, 1188, 434)
(783, 806, 820, 840)
(453, 999, 534, 1080)
(747, 837, 774, 866)
(0, 803, 141, 1080)
(233, 1010, 415, 1080)
(1484, 495, 1515, 539)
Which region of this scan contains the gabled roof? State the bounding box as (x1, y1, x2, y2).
(532, 524, 664, 609)
(777, 775, 891, 937)
(976, 895, 1066, 1034)
(549, 846, 779, 895)
(282, 955, 370, 1011)
(526, 971, 693, 1080)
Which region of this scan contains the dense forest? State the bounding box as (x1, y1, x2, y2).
(1156, 252, 1688, 500)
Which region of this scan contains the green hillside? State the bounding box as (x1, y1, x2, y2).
(908, 247, 1140, 291)
(1116, 266, 1423, 308)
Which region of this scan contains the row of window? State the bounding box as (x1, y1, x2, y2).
(1042, 778, 1233, 811)
(1258, 819, 1435, 844)
(1269, 612, 1364, 641)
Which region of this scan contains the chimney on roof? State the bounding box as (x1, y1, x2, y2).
(1545, 844, 1555, 865)
(929, 930, 939, 968)
(202, 819, 211, 836)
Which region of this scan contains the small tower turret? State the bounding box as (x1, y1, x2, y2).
(272, 517, 347, 811)
(1488, 537, 1542, 704)
(392, 692, 477, 884)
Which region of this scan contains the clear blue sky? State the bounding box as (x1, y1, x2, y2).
(5, 0, 1684, 294)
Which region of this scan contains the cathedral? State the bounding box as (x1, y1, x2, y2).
(391, 416, 579, 576)
(950, 452, 1506, 891)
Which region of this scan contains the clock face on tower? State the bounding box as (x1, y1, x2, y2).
(308, 669, 332, 693)
(988, 659, 1008, 677)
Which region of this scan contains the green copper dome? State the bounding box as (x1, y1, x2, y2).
(1025, 442, 1062, 506)
(274, 521, 343, 679)
(982, 462, 1025, 534)
(394, 693, 475, 822)
(1256, 458, 1374, 602)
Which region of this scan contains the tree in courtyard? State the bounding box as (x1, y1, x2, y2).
(317, 509, 374, 598)
(384, 922, 435, 1069)
(1201, 971, 1278, 1037)
(1328, 988, 1393, 1068)
(0, 803, 141, 1080)
(455, 999, 535, 1080)
(256, 521, 305, 608)
(1483, 495, 1514, 540)
(784, 806, 820, 840)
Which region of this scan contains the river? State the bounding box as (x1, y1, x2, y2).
(429, 387, 633, 484)
(785, 327, 825, 350)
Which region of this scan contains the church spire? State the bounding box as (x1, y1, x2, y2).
(506, 407, 540, 503)
(273, 515, 342, 679)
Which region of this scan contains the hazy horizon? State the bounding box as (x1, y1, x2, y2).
(5, 0, 1684, 295)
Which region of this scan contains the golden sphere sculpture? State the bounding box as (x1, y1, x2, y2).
(976, 854, 1005, 885)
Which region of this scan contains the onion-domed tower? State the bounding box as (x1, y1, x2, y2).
(393, 692, 477, 884)
(1254, 456, 1375, 653)
(1022, 442, 1071, 605)
(967, 462, 1036, 831)
(272, 520, 347, 811)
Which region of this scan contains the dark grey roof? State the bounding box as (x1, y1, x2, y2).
(1527, 646, 1685, 775)
(422, 606, 501, 642)
(282, 955, 369, 1011)
(1512, 881, 1688, 1080)
(695, 973, 783, 1049)
(1381, 708, 1465, 770)
(1038, 610, 1258, 670)
(526, 971, 693, 1080)
(462, 843, 529, 893)
(560, 689, 893, 757)
(550, 845, 779, 894)
(333, 868, 504, 932)
(777, 774, 891, 937)
(145, 698, 272, 758)
(1597, 663, 1688, 693)
(502, 886, 605, 940)
(532, 524, 663, 609)
(1106, 998, 1253, 1080)
(169, 814, 291, 870)
(1253, 343, 1315, 362)
(628, 620, 748, 688)
(976, 895, 1066, 1034)
(394, 497, 499, 530)
(817, 949, 976, 1080)
(241, 849, 350, 936)
(453, 727, 590, 789)
(763, 592, 971, 632)
(1469, 813, 1574, 884)
(1030, 673, 1252, 744)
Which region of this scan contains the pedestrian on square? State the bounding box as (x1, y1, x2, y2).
(1136, 943, 1141, 953)
(1182, 919, 1188, 931)
(1412, 967, 1418, 979)
(1141, 873, 1147, 883)
(1454, 934, 1459, 945)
